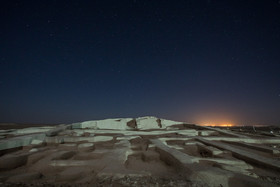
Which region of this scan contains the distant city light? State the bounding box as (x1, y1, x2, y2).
(201, 123, 234, 127)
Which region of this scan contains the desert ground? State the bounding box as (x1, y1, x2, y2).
(0, 117, 280, 186)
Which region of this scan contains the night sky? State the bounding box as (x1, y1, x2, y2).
(1, 0, 280, 126)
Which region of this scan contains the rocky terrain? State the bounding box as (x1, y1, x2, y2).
(0, 116, 280, 186)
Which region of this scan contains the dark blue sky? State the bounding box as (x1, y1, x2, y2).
(1, 0, 280, 125)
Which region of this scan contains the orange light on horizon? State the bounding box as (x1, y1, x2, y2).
(219, 123, 234, 127)
(201, 123, 234, 127)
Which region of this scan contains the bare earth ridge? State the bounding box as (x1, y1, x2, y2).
(0, 116, 280, 186)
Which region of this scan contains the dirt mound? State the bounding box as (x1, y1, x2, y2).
(1, 117, 280, 186)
